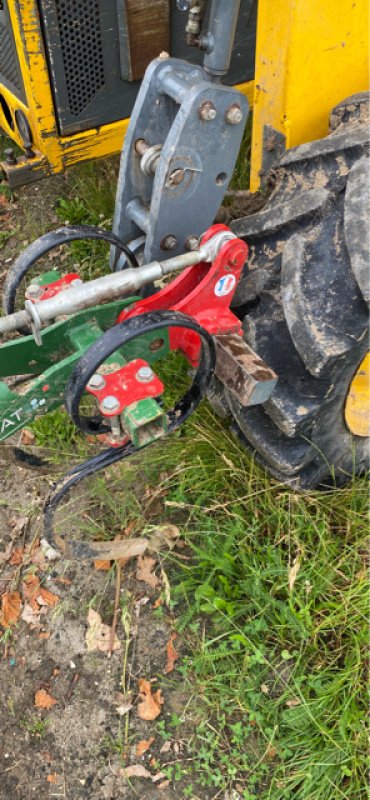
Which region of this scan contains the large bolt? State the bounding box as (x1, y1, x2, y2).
(136, 366, 154, 383)
(26, 284, 43, 299)
(199, 101, 217, 122)
(185, 235, 200, 251)
(161, 235, 177, 251)
(87, 373, 106, 391)
(100, 395, 120, 413)
(225, 104, 243, 125)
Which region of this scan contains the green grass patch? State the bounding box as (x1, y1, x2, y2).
(65, 403, 368, 800)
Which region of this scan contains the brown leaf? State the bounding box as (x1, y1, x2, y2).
(114, 692, 133, 716)
(159, 741, 171, 754)
(85, 608, 120, 653)
(8, 546, 24, 566)
(164, 632, 179, 674)
(22, 574, 41, 610)
(158, 780, 171, 789)
(148, 524, 180, 552)
(38, 631, 51, 640)
(288, 556, 301, 592)
(36, 588, 59, 608)
(9, 515, 29, 534)
(136, 737, 155, 756)
(0, 591, 21, 627)
(120, 764, 152, 779)
(136, 556, 159, 588)
(285, 698, 301, 708)
(21, 603, 41, 625)
(266, 746, 277, 759)
(93, 560, 112, 571)
(46, 774, 58, 784)
(152, 772, 166, 783)
(137, 678, 163, 721)
(20, 428, 35, 446)
(35, 689, 57, 709)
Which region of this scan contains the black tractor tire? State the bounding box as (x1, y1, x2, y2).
(222, 92, 370, 489)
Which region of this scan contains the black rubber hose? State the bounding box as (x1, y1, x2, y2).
(45, 310, 216, 558)
(2, 224, 139, 333)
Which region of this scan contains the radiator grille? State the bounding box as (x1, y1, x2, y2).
(0, 16, 21, 92)
(55, 0, 105, 116)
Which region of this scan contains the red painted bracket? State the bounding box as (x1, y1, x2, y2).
(117, 224, 248, 365)
(85, 358, 164, 416)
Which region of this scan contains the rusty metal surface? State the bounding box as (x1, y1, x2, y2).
(214, 333, 278, 406)
(120, 0, 170, 82)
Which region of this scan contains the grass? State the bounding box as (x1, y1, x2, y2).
(65, 405, 367, 800)
(2, 130, 368, 799)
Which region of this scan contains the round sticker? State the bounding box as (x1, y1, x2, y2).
(214, 274, 236, 297)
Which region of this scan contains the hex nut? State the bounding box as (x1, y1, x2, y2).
(199, 101, 217, 122)
(136, 366, 154, 382)
(225, 105, 243, 125)
(100, 395, 120, 413)
(185, 235, 200, 251)
(87, 373, 106, 391)
(161, 235, 177, 251)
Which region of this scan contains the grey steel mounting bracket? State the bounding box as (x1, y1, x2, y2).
(110, 56, 249, 271)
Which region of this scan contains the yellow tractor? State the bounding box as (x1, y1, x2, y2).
(0, 0, 368, 496)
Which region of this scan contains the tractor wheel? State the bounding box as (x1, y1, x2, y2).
(224, 92, 370, 488)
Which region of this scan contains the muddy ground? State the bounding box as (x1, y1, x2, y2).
(0, 178, 203, 800)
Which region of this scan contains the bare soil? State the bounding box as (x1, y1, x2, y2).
(0, 181, 198, 800)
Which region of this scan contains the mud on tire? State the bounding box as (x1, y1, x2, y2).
(224, 93, 370, 488)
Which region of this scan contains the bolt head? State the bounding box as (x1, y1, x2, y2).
(162, 235, 177, 251)
(185, 235, 200, 251)
(26, 284, 43, 299)
(100, 394, 120, 413)
(136, 366, 154, 383)
(87, 373, 106, 391)
(199, 102, 217, 122)
(225, 105, 243, 125)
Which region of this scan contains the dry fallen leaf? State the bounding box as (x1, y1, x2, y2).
(266, 746, 277, 759)
(148, 524, 180, 552)
(152, 772, 166, 783)
(158, 780, 171, 789)
(136, 737, 155, 756)
(22, 575, 42, 610)
(9, 515, 29, 534)
(8, 546, 24, 566)
(46, 774, 58, 784)
(36, 587, 59, 608)
(164, 632, 179, 674)
(159, 741, 171, 754)
(120, 764, 152, 779)
(285, 698, 301, 708)
(114, 692, 133, 716)
(0, 591, 21, 627)
(22, 575, 59, 611)
(38, 631, 51, 640)
(21, 603, 41, 625)
(85, 608, 120, 653)
(135, 556, 159, 588)
(288, 556, 301, 592)
(20, 428, 35, 446)
(137, 678, 163, 721)
(35, 689, 57, 709)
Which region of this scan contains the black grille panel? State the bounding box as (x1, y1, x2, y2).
(0, 15, 21, 92)
(55, 0, 105, 116)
